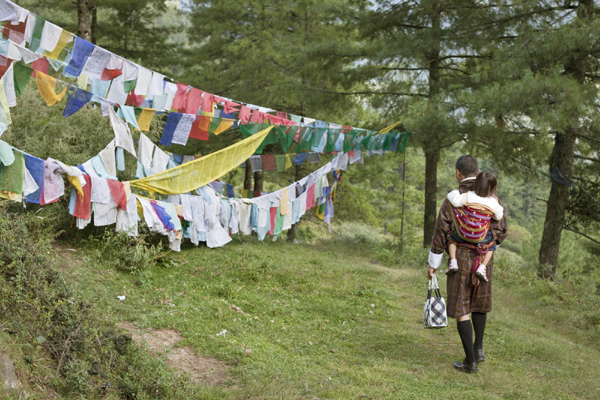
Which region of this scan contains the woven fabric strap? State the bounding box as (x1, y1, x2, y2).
(450, 205, 494, 243)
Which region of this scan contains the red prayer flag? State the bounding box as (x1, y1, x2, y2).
(276, 111, 288, 120)
(126, 90, 145, 107)
(171, 82, 189, 111)
(201, 92, 214, 113)
(2, 19, 27, 44)
(101, 66, 123, 81)
(0, 56, 12, 79)
(269, 206, 277, 235)
(239, 106, 251, 124)
(31, 57, 49, 77)
(189, 115, 210, 141)
(73, 175, 93, 219)
(107, 179, 127, 211)
(185, 87, 203, 114)
(261, 154, 276, 171)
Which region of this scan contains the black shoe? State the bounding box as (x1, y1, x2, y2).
(475, 349, 485, 363)
(445, 268, 458, 276)
(453, 359, 478, 373)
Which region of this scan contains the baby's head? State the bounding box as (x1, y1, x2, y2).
(474, 171, 497, 198)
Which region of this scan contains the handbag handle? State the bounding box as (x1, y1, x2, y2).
(429, 274, 442, 298)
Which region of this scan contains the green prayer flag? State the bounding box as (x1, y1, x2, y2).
(29, 16, 45, 53)
(13, 63, 32, 97)
(275, 154, 286, 172)
(325, 129, 340, 153)
(123, 79, 137, 94)
(297, 127, 313, 152)
(274, 206, 284, 236)
(281, 126, 297, 153)
(0, 150, 24, 194)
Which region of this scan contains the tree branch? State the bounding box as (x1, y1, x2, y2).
(574, 154, 599, 163)
(304, 88, 428, 97)
(564, 226, 600, 246)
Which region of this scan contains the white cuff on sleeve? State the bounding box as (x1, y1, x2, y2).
(428, 251, 444, 270)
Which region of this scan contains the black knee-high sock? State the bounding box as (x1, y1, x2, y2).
(472, 312, 487, 351)
(457, 320, 476, 364)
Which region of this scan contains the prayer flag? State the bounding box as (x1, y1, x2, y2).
(13, 62, 31, 96)
(63, 86, 93, 117)
(137, 108, 155, 131)
(36, 70, 67, 106)
(64, 37, 94, 77)
(159, 112, 183, 146)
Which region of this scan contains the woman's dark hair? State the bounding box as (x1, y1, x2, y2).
(473, 171, 497, 198)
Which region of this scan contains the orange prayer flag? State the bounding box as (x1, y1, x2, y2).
(36, 71, 67, 106)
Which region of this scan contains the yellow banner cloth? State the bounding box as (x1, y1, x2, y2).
(36, 71, 67, 106)
(44, 29, 72, 60)
(137, 108, 156, 131)
(130, 125, 274, 195)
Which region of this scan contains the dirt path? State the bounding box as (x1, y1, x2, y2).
(119, 322, 230, 386)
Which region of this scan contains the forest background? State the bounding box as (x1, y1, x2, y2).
(7, 0, 598, 284)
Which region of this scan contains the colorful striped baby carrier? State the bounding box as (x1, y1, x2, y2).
(450, 205, 494, 244)
(450, 204, 495, 287)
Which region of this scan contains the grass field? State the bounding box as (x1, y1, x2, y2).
(55, 228, 600, 399)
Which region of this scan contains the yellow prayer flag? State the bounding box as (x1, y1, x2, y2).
(378, 121, 402, 135)
(285, 154, 294, 170)
(67, 175, 84, 198)
(44, 30, 72, 60)
(36, 71, 67, 106)
(0, 79, 12, 125)
(280, 187, 289, 215)
(77, 74, 88, 89)
(213, 118, 235, 135)
(129, 126, 274, 195)
(241, 189, 248, 198)
(137, 108, 156, 131)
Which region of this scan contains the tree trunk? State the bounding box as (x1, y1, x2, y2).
(538, 130, 577, 278)
(287, 163, 303, 242)
(538, 0, 592, 278)
(253, 171, 263, 193)
(77, 0, 92, 42)
(422, 1, 441, 248)
(423, 149, 439, 247)
(91, 6, 98, 44)
(244, 160, 253, 191)
(400, 150, 407, 242)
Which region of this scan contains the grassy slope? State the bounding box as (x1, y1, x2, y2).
(58, 236, 600, 400)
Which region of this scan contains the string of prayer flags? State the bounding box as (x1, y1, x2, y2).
(36, 70, 67, 106)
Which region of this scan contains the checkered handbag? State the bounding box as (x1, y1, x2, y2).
(423, 275, 448, 329)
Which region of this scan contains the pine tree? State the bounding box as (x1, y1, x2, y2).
(358, 0, 508, 247)
(463, 0, 600, 278)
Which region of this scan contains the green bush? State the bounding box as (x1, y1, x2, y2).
(0, 204, 200, 398)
